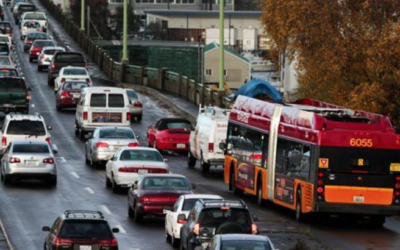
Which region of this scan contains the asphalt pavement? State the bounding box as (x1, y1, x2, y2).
(0, 1, 400, 250)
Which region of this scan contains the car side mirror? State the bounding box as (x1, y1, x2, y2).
(191, 183, 196, 190)
(163, 206, 172, 214)
(177, 214, 187, 223)
(42, 226, 50, 232)
(111, 156, 117, 161)
(219, 142, 226, 151)
(47, 126, 52, 131)
(132, 182, 138, 189)
(164, 158, 168, 162)
(27, 86, 33, 91)
(136, 135, 140, 139)
(191, 126, 195, 131)
(252, 215, 258, 222)
(112, 228, 120, 233)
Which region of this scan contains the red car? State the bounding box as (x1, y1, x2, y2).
(29, 39, 55, 62)
(128, 174, 195, 223)
(55, 80, 90, 111)
(147, 118, 191, 152)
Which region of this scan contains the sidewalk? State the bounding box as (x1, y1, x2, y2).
(31, 0, 199, 123)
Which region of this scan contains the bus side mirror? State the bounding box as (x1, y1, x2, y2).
(219, 142, 226, 150)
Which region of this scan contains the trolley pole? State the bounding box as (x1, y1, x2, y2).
(80, 0, 85, 31)
(122, 0, 128, 61)
(219, 0, 224, 90)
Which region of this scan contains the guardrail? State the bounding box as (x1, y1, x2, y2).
(38, 0, 229, 108)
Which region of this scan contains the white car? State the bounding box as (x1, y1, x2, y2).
(20, 20, 42, 40)
(20, 11, 47, 32)
(105, 147, 169, 192)
(165, 194, 223, 246)
(0, 34, 12, 50)
(54, 66, 91, 92)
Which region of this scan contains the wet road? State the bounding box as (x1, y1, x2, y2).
(0, 1, 399, 250)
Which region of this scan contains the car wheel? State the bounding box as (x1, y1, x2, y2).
(128, 203, 135, 218)
(371, 215, 386, 228)
(106, 175, 112, 188)
(295, 189, 307, 222)
(187, 150, 196, 168)
(79, 129, 86, 140)
(3, 174, 11, 186)
(165, 223, 171, 243)
(200, 157, 210, 173)
(49, 176, 57, 186)
(29, 58, 33, 63)
(180, 239, 185, 250)
(74, 123, 79, 136)
(37, 66, 42, 72)
(136, 114, 142, 122)
(133, 204, 143, 223)
(56, 104, 62, 112)
(171, 233, 179, 247)
(47, 79, 52, 87)
(111, 175, 119, 193)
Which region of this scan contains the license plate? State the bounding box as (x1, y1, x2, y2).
(353, 196, 364, 203)
(79, 246, 92, 250)
(3, 104, 13, 108)
(177, 144, 186, 149)
(25, 160, 38, 166)
(109, 146, 114, 150)
(73, 93, 80, 98)
(138, 169, 148, 174)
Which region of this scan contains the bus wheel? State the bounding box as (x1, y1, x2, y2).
(231, 171, 243, 195)
(295, 190, 307, 222)
(371, 215, 385, 228)
(256, 182, 265, 206)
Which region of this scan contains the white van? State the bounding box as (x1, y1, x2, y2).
(75, 87, 131, 139)
(188, 106, 230, 173)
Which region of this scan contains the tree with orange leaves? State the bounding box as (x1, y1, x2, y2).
(261, 0, 400, 126)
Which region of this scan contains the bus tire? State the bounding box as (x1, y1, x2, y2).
(371, 215, 385, 228)
(295, 189, 307, 222)
(231, 169, 243, 195)
(256, 180, 265, 207)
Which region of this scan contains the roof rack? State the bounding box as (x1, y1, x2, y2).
(199, 199, 247, 209)
(64, 210, 104, 219)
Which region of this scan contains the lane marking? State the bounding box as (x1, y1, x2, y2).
(71, 172, 80, 179)
(116, 225, 126, 234)
(84, 187, 94, 194)
(100, 205, 112, 215)
(56, 157, 67, 163)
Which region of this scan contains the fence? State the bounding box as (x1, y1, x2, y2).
(38, 0, 228, 108)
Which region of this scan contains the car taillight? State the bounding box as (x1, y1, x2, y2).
(317, 171, 325, 201)
(133, 101, 142, 108)
(46, 138, 51, 144)
(128, 142, 139, 147)
(99, 238, 118, 247)
(39, 54, 45, 60)
(61, 78, 66, 83)
(193, 223, 200, 235)
(208, 143, 214, 153)
(127, 113, 131, 121)
(60, 91, 71, 99)
(95, 142, 109, 148)
(51, 61, 55, 73)
(9, 157, 21, 163)
(26, 92, 31, 100)
(177, 217, 186, 224)
(83, 112, 88, 120)
(140, 196, 149, 203)
(43, 158, 55, 164)
(251, 223, 258, 234)
(1, 137, 6, 146)
(53, 237, 72, 247)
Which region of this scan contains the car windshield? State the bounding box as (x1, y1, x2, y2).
(63, 68, 87, 75)
(44, 49, 63, 55)
(12, 144, 49, 154)
(142, 177, 191, 190)
(0, 25, 11, 35)
(19, 5, 36, 12)
(0, 78, 25, 91)
(56, 53, 84, 61)
(127, 90, 138, 99)
(34, 41, 54, 47)
(0, 69, 18, 77)
(23, 21, 40, 28)
(119, 150, 163, 162)
(221, 240, 272, 250)
(166, 122, 191, 129)
(182, 199, 221, 211)
(0, 57, 11, 65)
(62, 82, 88, 90)
(6, 121, 46, 136)
(27, 33, 47, 39)
(24, 13, 46, 20)
(0, 44, 10, 55)
(0, 37, 9, 43)
(99, 129, 135, 139)
(59, 221, 112, 239)
(199, 208, 252, 229)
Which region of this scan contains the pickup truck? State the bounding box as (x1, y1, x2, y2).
(47, 51, 87, 87)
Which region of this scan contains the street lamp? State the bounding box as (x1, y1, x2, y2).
(80, 0, 85, 31)
(122, 0, 128, 61)
(219, 0, 224, 91)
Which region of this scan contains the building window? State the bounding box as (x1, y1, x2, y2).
(224, 69, 228, 76)
(205, 69, 212, 76)
(109, 0, 123, 3)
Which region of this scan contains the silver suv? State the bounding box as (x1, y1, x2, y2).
(0, 113, 54, 155)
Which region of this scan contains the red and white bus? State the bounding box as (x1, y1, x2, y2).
(223, 96, 400, 225)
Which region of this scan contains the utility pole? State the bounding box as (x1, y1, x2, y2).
(62, 0, 67, 13)
(80, 0, 85, 31)
(87, 6, 90, 35)
(122, 0, 128, 61)
(219, 0, 224, 90)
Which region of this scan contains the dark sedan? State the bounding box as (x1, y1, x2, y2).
(23, 32, 49, 52)
(128, 174, 195, 223)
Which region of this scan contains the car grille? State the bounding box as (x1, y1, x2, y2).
(73, 244, 99, 250)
